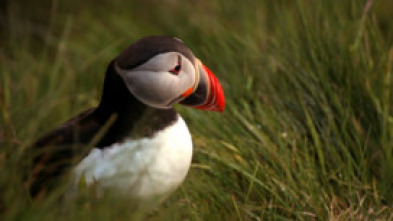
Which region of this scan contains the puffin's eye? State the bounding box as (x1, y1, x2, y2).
(169, 56, 182, 75)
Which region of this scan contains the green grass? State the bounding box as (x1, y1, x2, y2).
(1, 0, 393, 220)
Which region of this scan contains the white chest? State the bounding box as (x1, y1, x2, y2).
(73, 116, 193, 203)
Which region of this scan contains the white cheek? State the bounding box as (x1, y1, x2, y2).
(115, 52, 197, 109)
(129, 71, 179, 99)
(133, 52, 178, 72)
(119, 70, 194, 108)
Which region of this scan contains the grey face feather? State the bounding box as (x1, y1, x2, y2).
(116, 52, 196, 109)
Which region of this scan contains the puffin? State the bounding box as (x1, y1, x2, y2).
(25, 36, 225, 206)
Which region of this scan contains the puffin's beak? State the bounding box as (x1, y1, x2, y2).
(180, 59, 225, 112)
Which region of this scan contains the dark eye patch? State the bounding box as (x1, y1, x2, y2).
(169, 55, 182, 75)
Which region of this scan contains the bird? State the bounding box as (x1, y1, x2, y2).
(25, 36, 225, 206)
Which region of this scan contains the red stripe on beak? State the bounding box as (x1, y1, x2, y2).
(196, 64, 225, 112)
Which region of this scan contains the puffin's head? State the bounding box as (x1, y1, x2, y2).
(113, 36, 225, 112)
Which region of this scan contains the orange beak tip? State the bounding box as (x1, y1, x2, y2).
(199, 64, 225, 113)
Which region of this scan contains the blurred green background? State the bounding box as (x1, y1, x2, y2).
(1, 0, 393, 220)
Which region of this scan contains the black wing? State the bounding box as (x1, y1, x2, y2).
(25, 108, 107, 198)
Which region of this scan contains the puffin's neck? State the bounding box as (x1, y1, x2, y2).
(96, 60, 143, 119)
(94, 61, 178, 147)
